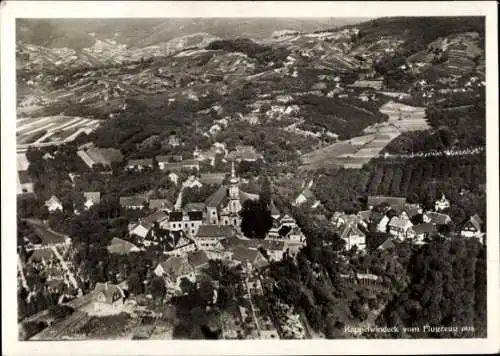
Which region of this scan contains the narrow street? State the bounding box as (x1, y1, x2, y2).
(50, 245, 79, 290)
(244, 278, 262, 337)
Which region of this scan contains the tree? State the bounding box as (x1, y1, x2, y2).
(127, 273, 143, 295)
(240, 199, 273, 239)
(151, 276, 166, 301)
(260, 176, 272, 208)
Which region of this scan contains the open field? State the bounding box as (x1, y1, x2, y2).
(299, 100, 428, 170)
(16, 115, 101, 147)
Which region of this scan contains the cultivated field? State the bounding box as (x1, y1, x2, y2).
(16, 115, 101, 148)
(299, 100, 428, 170)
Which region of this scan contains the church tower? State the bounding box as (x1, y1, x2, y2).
(228, 161, 239, 199)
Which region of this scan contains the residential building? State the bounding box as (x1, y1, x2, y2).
(166, 210, 203, 237)
(107, 237, 141, 255)
(195, 224, 235, 250)
(119, 195, 147, 210)
(154, 256, 195, 290)
(204, 162, 259, 229)
(91, 282, 125, 315)
(45, 195, 63, 212)
(187, 250, 210, 271)
(388, 216, 413, 240)
(232, 246, 269, 271)
(424, 212, 452, 226)
(460, 214, 483, 240)
(149, 198, 174, 212)
(161, 230, 197, 256)
(157, 158, 200, 172)
(126, 158, 154, 171)
(17, 171, 34, 196)
(182, 176, 203, 189)
(407, 223, 437, 244)
(434, 194, 450, 212)
(83, 191, 101, 210)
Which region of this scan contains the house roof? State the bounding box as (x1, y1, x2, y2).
(367, 196, 407, 214)
(149, 199, 174, 211)
(45, 195, 62, 206)
(357, 210, 372, 222)
(205, 185, 228, 208)
(270, 201, 280, 216)
(188, 250, 209, 269)
(199, 173, 226, 186)
(196, 224, 235, 239)
(388, 216, 412, 229)
(425, 212, 451, 226)
(83, 192, 101, 204)
(128, 158, 153, 166)
(169, 211, 183, 222)
(412, 223, 437, 234)
(187, 211, 203, 221)
(141, 210, 169, 228)
(403, 204, 421, 218)
(93, 282, 125, 304)
(107, 237, 140, 255)
(161, 160, 200, 171)
(377, 238, 396, 250)
(183, 202, 206, 212)
(467, 214, 483, 231)
(338, 223, 365, 240)
(120, 196, 146, 207)
(158, 256, 193, 281)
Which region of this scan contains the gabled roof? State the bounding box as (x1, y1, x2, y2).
(205, 185, 228, 208)
(377, 238, 396, 250)
(141, 210, 169, 228)
(107, 237, 140, 255)
(403, 204, 421, 218)
(388, 216, 413, 229)
(188, 250, 209, 269)
(425, 212, 451, 226)
(232, 246, 260, 263)
(338, 223, 365, 240)
(45, 195, 62, 206)
(157, 256, 193, 281)
(93, 283, 125, 303)
(467, 214, 483, 231)
(196, 224, 235, 239)
(149, 198, 174, 211)
(357, 210, 372, 222)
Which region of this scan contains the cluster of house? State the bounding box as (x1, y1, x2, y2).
(124, 143, 263, 174)
(107, 164, 307, 294)
(329, 194, 485, 252)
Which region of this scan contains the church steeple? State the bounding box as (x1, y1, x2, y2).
(230, 161, 239, 185)
(228, 161, 239, 200)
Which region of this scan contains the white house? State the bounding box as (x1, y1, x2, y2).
(182, 176, 203, 189)
(460, 214, 483, 240)
(45, 195, 63, 212)
(388, 216, 413, 240)
(434, 194, 450, 212)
